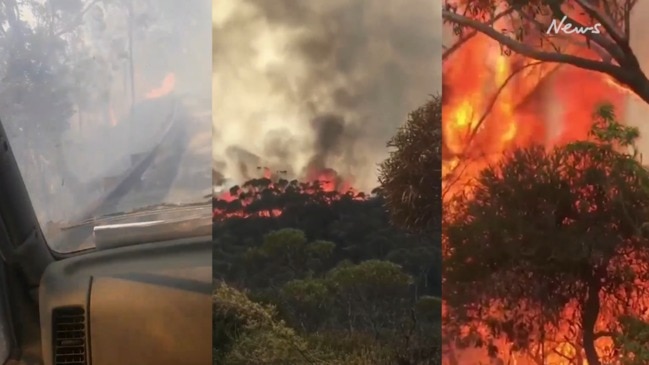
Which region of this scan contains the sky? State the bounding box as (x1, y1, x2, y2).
(212, 0, 442, 191)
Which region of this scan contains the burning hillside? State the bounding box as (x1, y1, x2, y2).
(441, 9, 640, 365)
(213, 114, 364, 220)
(212, 166, 364, 221)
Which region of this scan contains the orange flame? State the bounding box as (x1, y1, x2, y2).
(145, 73, 176, 99)
(442, 16, 630, 365)
(213, 168, 361, 220)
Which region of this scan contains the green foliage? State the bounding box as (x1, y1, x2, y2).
(214, 219, 439, 363)
(378, 95, 442, 233)
(213, 282, 318, 365)
(281, 278, 332, 332)
(328, 260, 412, 300)
(614, 315, 649, 365)
(443, 104, 649, 363)
(415, 296, 442, 325)
(306, 240, 336, 259)
(213, 281, 440, 365)
(244, 228, 338, 281)
(282, 279, 331, 306)
(213, 187, 439, 296)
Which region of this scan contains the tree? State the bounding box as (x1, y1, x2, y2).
(281, 278, 333, 332)
(386, 245, 441, 298)
(328, 260, 412, 338)
(245, 228, 336, 284)
(378, 96, 442, 233)
(212, 179, 440, 364)
(0, 0, 85, 213)
(213, 282, 319, 365)
(213, 282, 413, 365)
(443, 105, 649, 365)
(614, 315, 649, 365)
(442, 1, 649, 104)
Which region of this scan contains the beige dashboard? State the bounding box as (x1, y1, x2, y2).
(38, 237, 212, 365)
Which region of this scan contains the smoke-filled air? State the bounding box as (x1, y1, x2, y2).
(212, 0, 441, 192)
(0, 0, 212, 252)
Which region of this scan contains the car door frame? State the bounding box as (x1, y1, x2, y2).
(0, 118, 56, 364)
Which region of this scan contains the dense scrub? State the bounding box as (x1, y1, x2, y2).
(212, 184, 440, 364)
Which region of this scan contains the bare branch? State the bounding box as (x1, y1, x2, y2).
(54, 0, 103, 38)
(623, 0, 636, 42)
(601, 0, 613, 19)
(442, 10, 623, 77)
(513, 9, 615, 65)
(443, 61, 546, 197)
(466, 61, 545, 143)
(443, 7, 515, 61)
(443, 30, 476, 60)
(574, 0, 627, 44)
(544, 3, 627, 65)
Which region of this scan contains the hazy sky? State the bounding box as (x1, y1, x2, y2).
(212, 0, 442, 191)
(626, 1, 649, 157)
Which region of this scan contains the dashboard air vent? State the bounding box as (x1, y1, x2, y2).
(52, 306, 87, 365)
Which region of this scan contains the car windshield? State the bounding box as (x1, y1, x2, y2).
(0, 0, 212, 252)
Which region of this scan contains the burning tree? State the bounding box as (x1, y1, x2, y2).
(443, 105, 649, 365)
(442, 1, 649, 103)
(438, 2, 649, 364)
(440, 0, 647, 226)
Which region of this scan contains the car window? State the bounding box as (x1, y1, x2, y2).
(0, 0, 212, 252)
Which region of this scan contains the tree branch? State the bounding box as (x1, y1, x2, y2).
(623, 0, 637, 43)
(573, 0, 641, 71)
(443, 30, 476, 60)
(513, 8, 615, 65)
(54, 0, 103, 38)
(443, 61, 546, 198)
(545, 3, 627, 65)
(574, 0, 627, 44)
(442, 10, 623, 77)
(443, 7, 516, 61)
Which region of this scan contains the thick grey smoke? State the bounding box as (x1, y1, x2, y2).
(213, 0, 442, 191)
(1, 0, 212, 251)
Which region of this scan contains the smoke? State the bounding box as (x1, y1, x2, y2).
(625, 2, 649, 156)
(212, 0, 442, 191)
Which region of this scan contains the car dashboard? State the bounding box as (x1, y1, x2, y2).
(38, 237, 212, 365)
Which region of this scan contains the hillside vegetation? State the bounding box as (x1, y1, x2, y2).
(212, 184, 440, 364)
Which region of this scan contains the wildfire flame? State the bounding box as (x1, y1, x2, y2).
(442, 14, 630, 365)
(109, 73, 177, 127)
(213, 167, 362, 220)
(145, 73, 176, 99)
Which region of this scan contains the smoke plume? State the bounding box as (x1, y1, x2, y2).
(212, 0, 442, 191)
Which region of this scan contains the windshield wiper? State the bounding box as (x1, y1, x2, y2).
(93, 214, 211, 250)
(61, 198, 212, 230)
